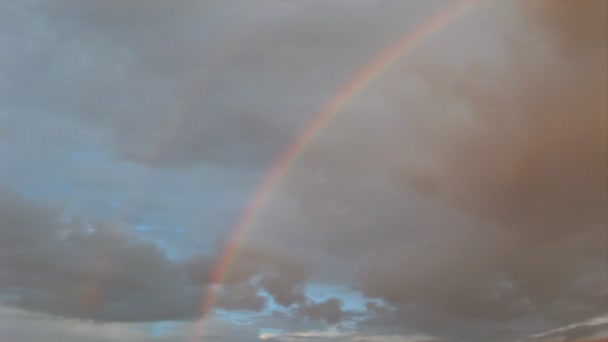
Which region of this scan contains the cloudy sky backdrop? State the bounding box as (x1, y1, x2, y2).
(1, 1, 607, 341)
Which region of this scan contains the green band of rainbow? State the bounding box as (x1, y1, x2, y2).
(193, 0, 483, 339)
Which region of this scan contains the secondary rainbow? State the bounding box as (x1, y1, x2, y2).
(193, 0, 483, 339)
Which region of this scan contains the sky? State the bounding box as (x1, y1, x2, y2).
(0, 1, 607, 341)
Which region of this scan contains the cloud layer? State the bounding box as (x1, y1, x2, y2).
(246, 1, 607, 339)
(1, 0, 606, 341)
(0, 186, 330, 322)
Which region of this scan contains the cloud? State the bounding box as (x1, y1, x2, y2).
(260, 328, 441, 342)
(0, 306, 259, 342)
(295, 298, 344, 324)
(233, 245, 310, 307)
(0, 307, 168, 342)
(215, 283, 268, 312)
(185, 243, 311, 308)
(365, 0, 607, 335)
(244, 1, 607, 339)
(0, 185, 202, 321)
(380, 0, 607, 330)
(402, 0, 607, 233)
(259, 326, 353, 342)
(0, 185, 311, 322)
(1, 0, 433, 169)
(524, 316, 608, 342)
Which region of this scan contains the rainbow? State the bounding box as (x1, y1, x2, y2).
(192, 0, 483, 339)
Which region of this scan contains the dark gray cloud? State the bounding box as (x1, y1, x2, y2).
(215, 283, 268, 312)
(295, 298, 344, 324)
(0, 186, 312, 322)
(185, 243, 311, 308)
(0, 185, 200, 321)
